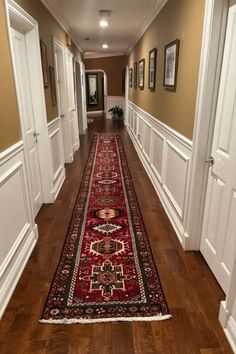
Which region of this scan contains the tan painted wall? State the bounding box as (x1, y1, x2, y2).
(0, 0, 21, 152)
(128, 0, 205, 140)
(84, 56, 127, 97)
(0, 0, 81, 152)
(15, 0, 81, 121)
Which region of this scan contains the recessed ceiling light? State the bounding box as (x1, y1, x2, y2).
(99, 19, 108, 28)
(102, 43, 109, 49)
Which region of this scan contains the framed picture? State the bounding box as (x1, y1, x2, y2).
(134, 62, 137, 88)
(129, 68, 133, 87)
(149, 48, 157, 90)
(163, 39, 180, 90)
(138, 59, 145, 89)
(40, 39, 49, 88)
(49, 66, 57, 107)
(87, 73, 98, 105)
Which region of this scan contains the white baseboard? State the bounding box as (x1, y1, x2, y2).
(87, 110, 104, 115)
(224, 316, 236, 353)
(127, 101, 192, 246)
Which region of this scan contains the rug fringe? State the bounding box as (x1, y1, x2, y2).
(39, 314, 172, 324)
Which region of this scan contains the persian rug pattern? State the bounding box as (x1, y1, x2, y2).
(40, 133, 171, 323)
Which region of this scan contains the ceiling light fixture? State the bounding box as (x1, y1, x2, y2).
(99, 19, 108, 28)
(102, 43, 109, 49)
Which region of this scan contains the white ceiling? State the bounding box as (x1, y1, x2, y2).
(41, 0, 167, 57)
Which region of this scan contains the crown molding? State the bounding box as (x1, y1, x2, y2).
(125, 0, 168, 54)
(84, 52, 125, 59)
(40, 0, 84, 53)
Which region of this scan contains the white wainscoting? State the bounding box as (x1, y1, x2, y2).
(48, 117, 66, 199)
(106, 96, 125, 119)
(0, 141, 38, 319)
(127, 101, 192, 245)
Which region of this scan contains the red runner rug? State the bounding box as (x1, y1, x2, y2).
(40, 133, 171, 323)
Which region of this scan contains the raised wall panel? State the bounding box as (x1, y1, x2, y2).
(151, 129, 165, 182)
(0, 143, 37, 319)
(48, 118, 66, 199)
(127, 101, 192, 244)
(164, 141, 190, 219)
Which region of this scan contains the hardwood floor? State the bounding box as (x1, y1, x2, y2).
(0, 116, 233, 353)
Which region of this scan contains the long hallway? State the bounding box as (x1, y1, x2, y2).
(0, 116, 232, 353)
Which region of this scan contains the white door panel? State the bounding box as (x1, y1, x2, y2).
(11, 28, 43, 217)
(201, 5, 236, 294)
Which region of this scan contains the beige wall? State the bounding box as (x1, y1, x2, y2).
(0, 0, 21, 152)
(0, 0, 81, 152)
(84, 56, 127, 97)
(15, 0, 81, 122)
(128, 0, 205, 140)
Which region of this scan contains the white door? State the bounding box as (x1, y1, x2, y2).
(200, 5, 236, 294)
(11, 28, 43, 217)
(65, 50, 79, 155)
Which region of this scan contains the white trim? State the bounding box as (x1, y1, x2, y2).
(40, 314, 172, 324)
(47, 116, 60, 129)
(126, 0, 168, 54)
(129, 101, 192, 150)
(84, 52, 125, 59)
(87, 110, 104, 115)
(183, 0, 228, 250)
(39, 0, 83, 53)
(0, 141, 23, 165)
(127, 102, 192, 246)
(224, 316, 236, 354)
(5, 0, 55, 205)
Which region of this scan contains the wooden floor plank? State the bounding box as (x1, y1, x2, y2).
(0, 116, 233, 353)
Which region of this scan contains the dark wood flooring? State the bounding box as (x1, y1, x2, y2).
(0, 116, 233, 353)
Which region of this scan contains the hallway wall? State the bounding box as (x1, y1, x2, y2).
(0, 0, 21, 152)
(128, 0, 205, 140)
(0, 0, 82, 153)
(84, 55, 126, 97)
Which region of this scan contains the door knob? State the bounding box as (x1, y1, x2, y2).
(205, 155, 214, 167)
(33, 131, 40, 138)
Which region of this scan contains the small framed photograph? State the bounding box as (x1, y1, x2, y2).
(49, 66, 57, 106)
(163, 39, 180, 90)
(129, 68, 133, 88)
(148, 48, 157, 90)
(134, 62, 137, 88)
(87, 73, 98, 105)
(138, 59, 145, 89)
(40, 39, 49, 88)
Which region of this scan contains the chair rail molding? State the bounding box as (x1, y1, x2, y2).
(127, 101, 192, 246)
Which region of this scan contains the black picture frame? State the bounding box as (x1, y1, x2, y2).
(138, 59, 145, 89)
(40, 39, 49, 88)
(129, 68, 133, 88)
(49, 66, 57, 107)
(148, 48, 157, 90)
(134, 62, 137, 89)
(163, 39, 180, 90)
(87, 73, 98, 105)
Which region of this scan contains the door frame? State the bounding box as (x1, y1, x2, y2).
(5, 0, 54, 204)
(183, 0, 236, 334)
(183, 0, 228, 251)
(52, 37, 68, 163)
(75, 58, 87, 134)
